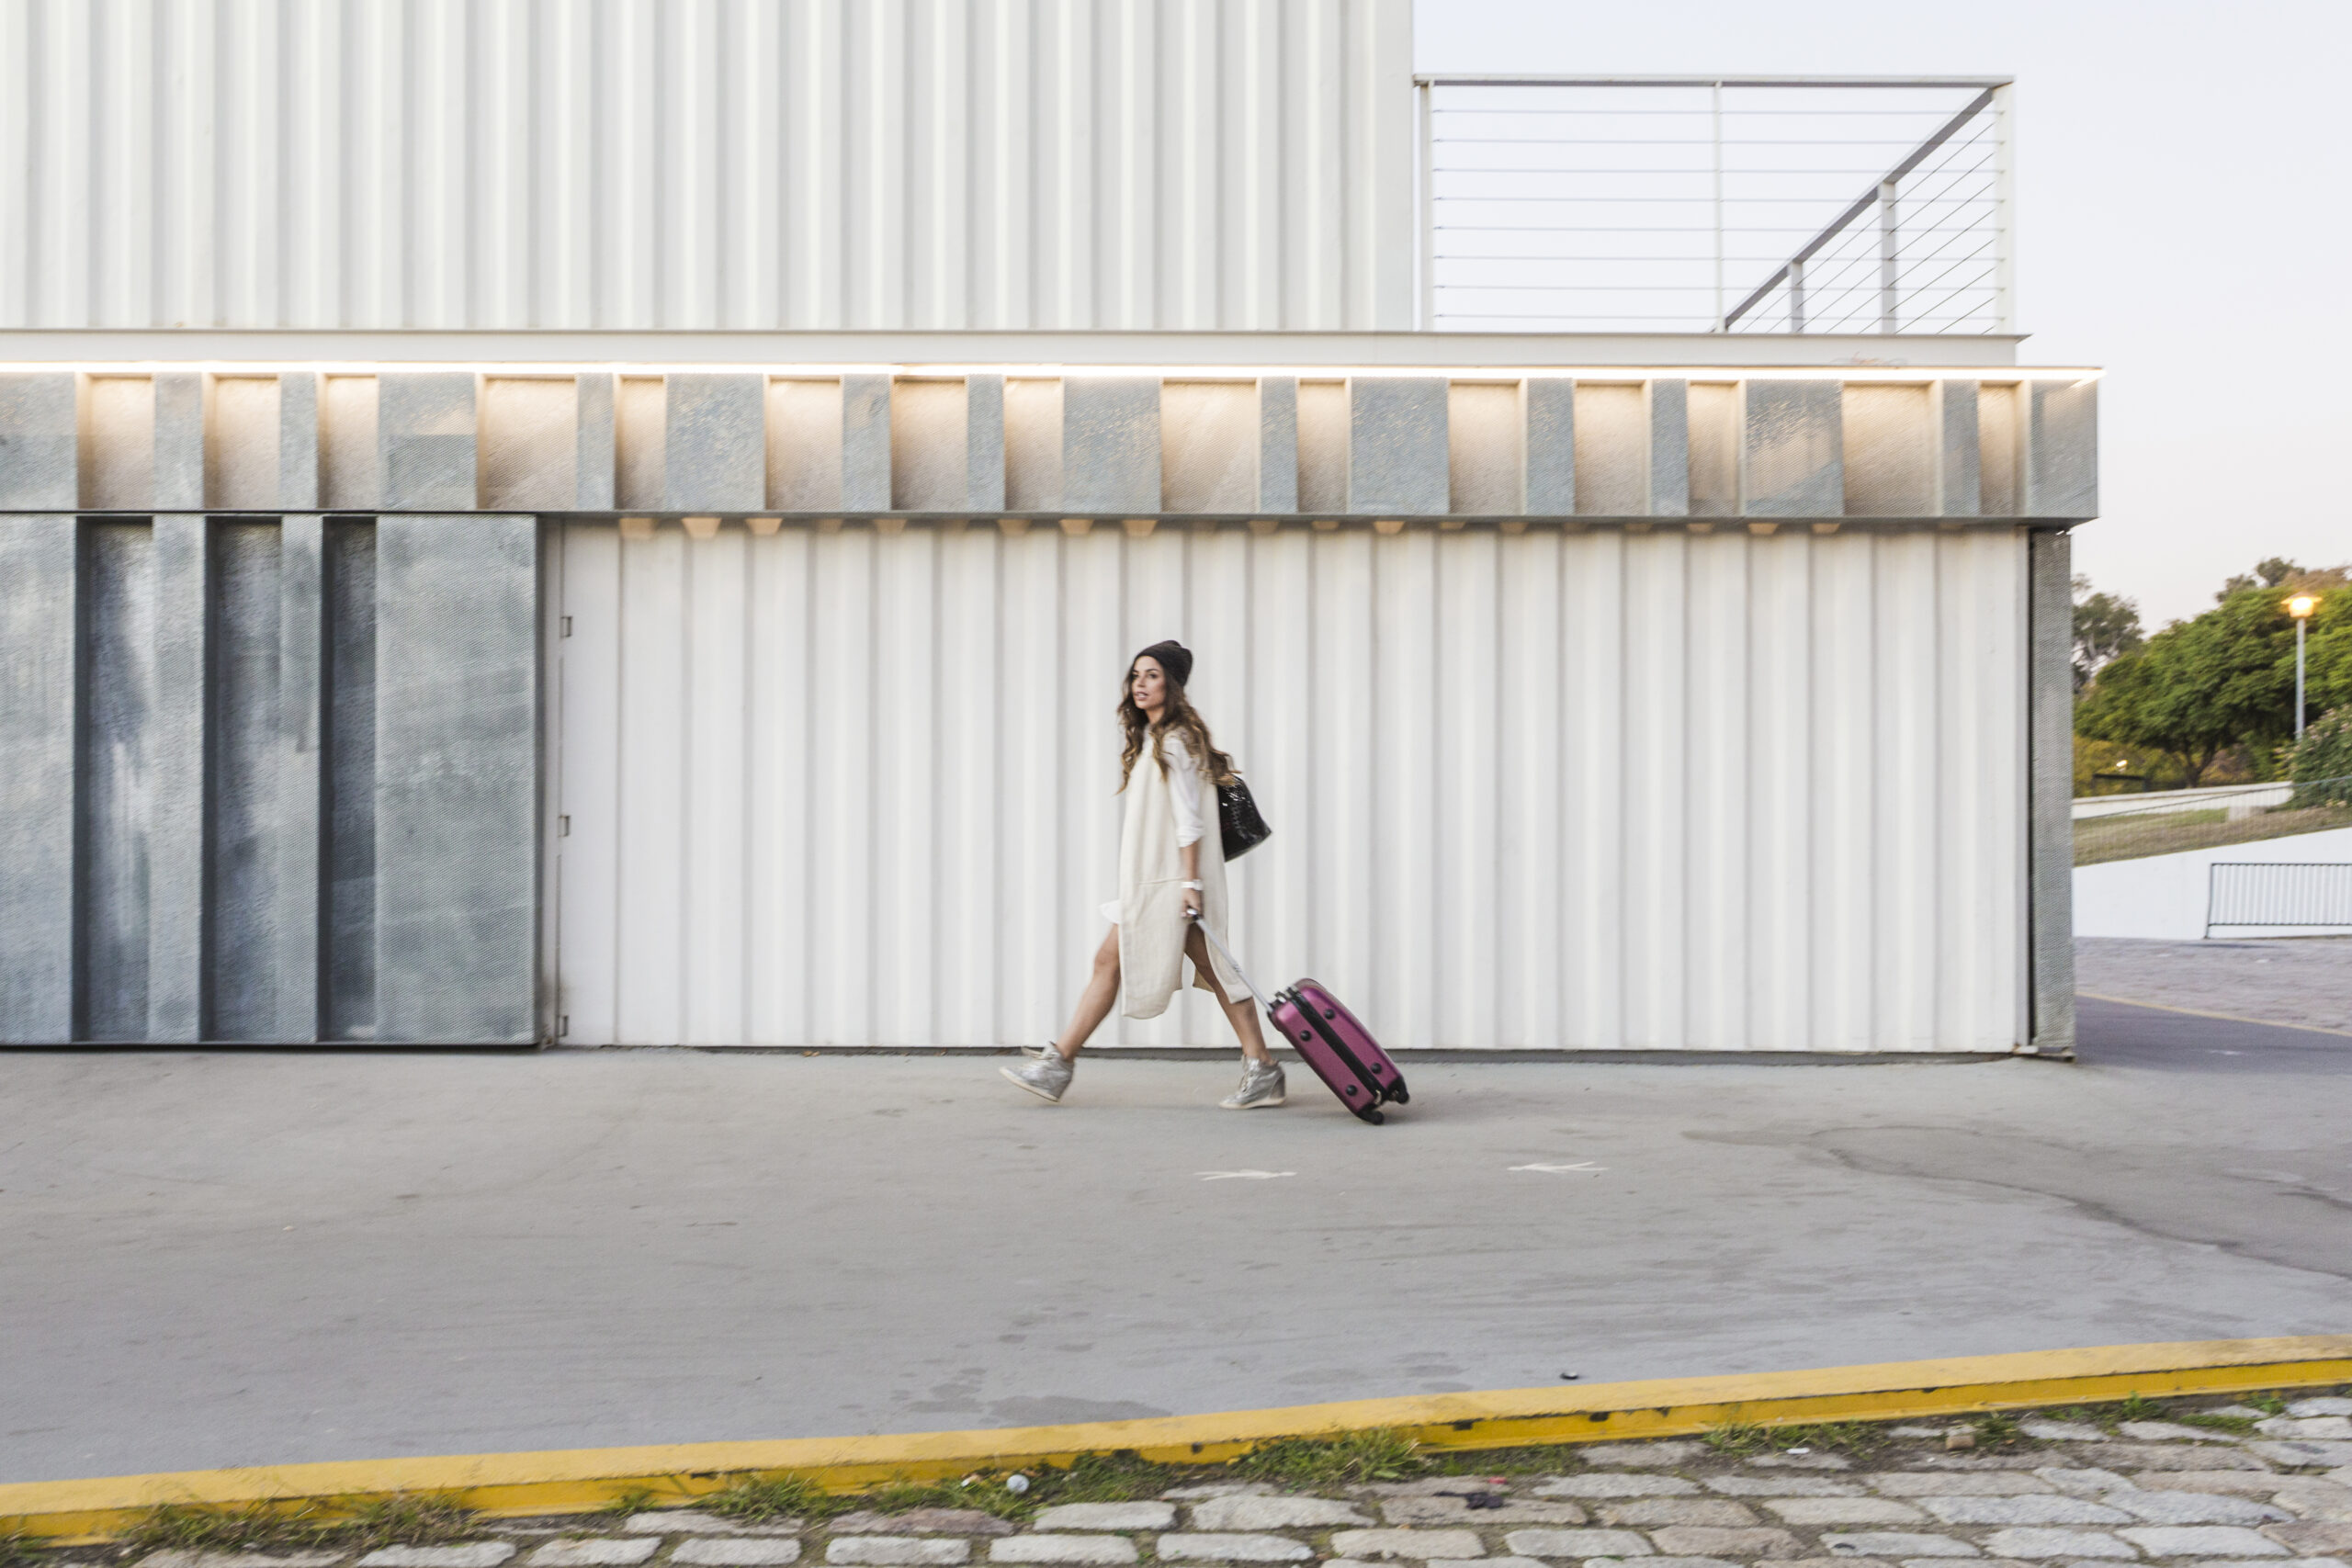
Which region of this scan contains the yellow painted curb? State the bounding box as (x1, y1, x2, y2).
(6, 1336, 2347, 1542)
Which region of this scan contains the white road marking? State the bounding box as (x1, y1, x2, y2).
(1510, 1161, 1605, 1174)
(1196, 1169, 1296, 1180)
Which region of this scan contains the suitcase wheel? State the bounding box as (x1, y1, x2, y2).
(1356, 1107, 1385, 1125)
(1388, 1080, 1409, 1105)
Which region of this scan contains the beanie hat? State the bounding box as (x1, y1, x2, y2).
(1134, 639, 1193, 687)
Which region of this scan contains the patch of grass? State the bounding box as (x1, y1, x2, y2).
(2114, 1393, 2168, 1424)
(1423, 1443, 1594, 1476)
(598, 1487, 663, 1519)
(1971, 1413, 2028, 1449)
(705, 1475, 842, 1524)
(0, 1530, 41, 1568)
(1031, 1452, 1184, 1506)
(2175, 1412, 2260, 1435)
(127, 1504, 331, 1553)
(1702, 1421, 1770, 1455)
(334, 1497, 481, 1551)
(127, 1496, 481, 1554)
(1231, 1429, 1426, 1486)
(2247, 1393, 2290, 1416)
(1771, 1422, 1889, 1456)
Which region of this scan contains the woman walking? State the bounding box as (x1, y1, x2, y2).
(1001, 640, 1285, 1109)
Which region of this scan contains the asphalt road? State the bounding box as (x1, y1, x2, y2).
(5, 1003, 2347, 1484)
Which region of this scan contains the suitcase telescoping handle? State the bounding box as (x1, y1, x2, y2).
(1185, 910, 1270, 1012)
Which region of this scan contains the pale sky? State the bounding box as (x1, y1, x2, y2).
(1416, 0, 2352, 630)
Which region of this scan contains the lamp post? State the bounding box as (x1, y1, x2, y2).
(2287, 593, 2319, 740)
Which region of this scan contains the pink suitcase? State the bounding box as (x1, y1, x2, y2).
(1196, 922, 1408, 1124)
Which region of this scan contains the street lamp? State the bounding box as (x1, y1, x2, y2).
(2287, 593, 2320, 739)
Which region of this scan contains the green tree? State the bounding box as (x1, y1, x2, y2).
(2075, 585, 2300, 785)
(2070, 573, 2143, 692)
(2219, 556, 2303, 599)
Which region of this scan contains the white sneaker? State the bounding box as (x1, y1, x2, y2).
(1220, 1058, 1286, 1109)
(1001, 1044, 1075, 1103)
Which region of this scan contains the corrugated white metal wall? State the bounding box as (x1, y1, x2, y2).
(551, 519, 2028, 1052)
(0, 0, 1414, 333)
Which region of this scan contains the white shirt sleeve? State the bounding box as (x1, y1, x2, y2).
(1163, 733, 1205, 850)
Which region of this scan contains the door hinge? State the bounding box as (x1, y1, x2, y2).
(560, 615, 573, 637)
(558, 814, 571, 837)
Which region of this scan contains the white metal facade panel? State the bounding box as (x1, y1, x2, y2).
(0, 0, 1413, 333)
(551, 521, 2028, 1052)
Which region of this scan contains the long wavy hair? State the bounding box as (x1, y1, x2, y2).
(1117, 657, 1238, 792)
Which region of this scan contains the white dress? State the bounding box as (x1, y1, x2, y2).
(1101, 731, 1243, 1016)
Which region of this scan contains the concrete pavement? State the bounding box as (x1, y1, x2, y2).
(4, 1004, 2348, 1484)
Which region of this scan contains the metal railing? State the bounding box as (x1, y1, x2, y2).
(2207, 863, 2352, 937)
(2074, 777, 2352, 867)
(1416, 75, 2014, 335)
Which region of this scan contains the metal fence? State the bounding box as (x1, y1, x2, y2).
(1418, 75, 2013, 334)
(2208, 863, 2352, 936)
(2073, 777, 2352, 866)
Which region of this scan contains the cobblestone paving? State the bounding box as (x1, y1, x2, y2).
(55, 1399, 2352, 1568)
(2076, 937, 2352, 1032)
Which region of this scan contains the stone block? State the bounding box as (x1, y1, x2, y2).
(2132, 1473, 2301, 1496)
(1523, 376, 1574, 516)
(2118, 1525, 2286, 1556)
(1256, 376, 1298, 513)
(841, 374, 893, 513)
(986, 1540, 1137, 1565)
(2033, 1471, 2136, 1497)
(1646, 1527, 1804, 1559)
(2288, 1402, 2352, 1418)
(664, 373, 766, 513)
(1347, 378, 1448, 516)
(1030, 1505, 1174, 1532)
(1767, 1501, 1930, 1527)
(2108, 1494, 2290, 1526)
(831, 1511, 1012, 1536)
(2120, 1423, 2239, 1443)
(2021, 1423, 2109, 1444)
(280, 369, 323, 510)
(1645, 378, 1690, 516)
(831, 1544, 970, 1567)
(674, 1545, 805, 1567)
(1384, 1501, 1588, 1526)
(1595, 1502, 1757, 1529)
(1871, 1475, 2064, 1495)
(966, 374, 1007, 512)
(0, 372, 78, 507)
(1187, 1496, 1368, 1530)
(1934, 378, 1980, 514)
(2267, 1481, 2352, 1521)
(0, 515, 76, 1043)
(1751, 1456, 1855, 1472)
(358, 1549, 517, 1568)
(2252, 1445, 2352, 1470)
(2025, 378, 2097, 520)
(1818, 1536, 1979, 1559)
(153, 371, 208, 509)
(2265, 1522, 2352, 1553)
(1500, 1530, 1643, 1559)
(1973, 1529, 2132, 1559)
(379, 372, 479, 510)
(1334, 1531, 1488, 1560)
(1147, 1535, 1311, 1562)
(135, 1555, 345, 1568)
(2263, 1421, 2352, 1442)
(1705, 1479, 1863, 1498)
(526, 1544, 661, 1568)
(1919, 1498, 2132, 1526)
(1061, 377, 1159, 515)
(1541, 1478, 1702, 1500)
(1576, 1444, 1708, 1468)
(1742, 380, 1841, 518)
(626, 1513, 802, 1536)
(576, 373, 616, 510)
(1582, 1560, 1736, 1568)
(373, 515, 540, 1043)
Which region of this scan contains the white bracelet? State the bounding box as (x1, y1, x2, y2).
(1182, 880, 1203, 891)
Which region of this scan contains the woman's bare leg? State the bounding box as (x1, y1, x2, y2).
(1188, 925, 1273, 1065)
(1051, 925, 1123, 1059)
